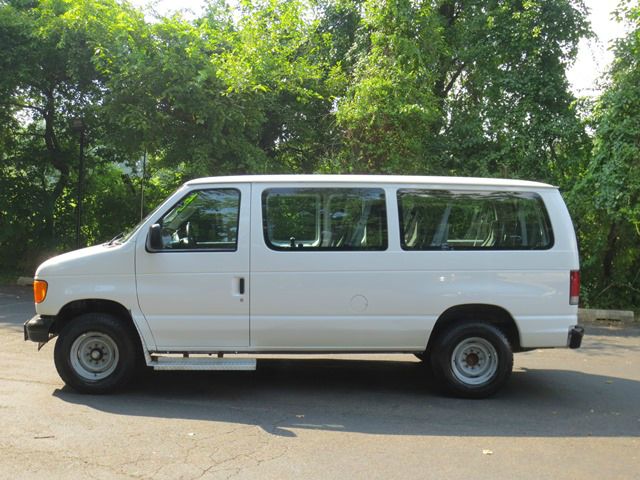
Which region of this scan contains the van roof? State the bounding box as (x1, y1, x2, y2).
(186, 174, 555, 189)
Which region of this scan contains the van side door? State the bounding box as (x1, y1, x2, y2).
(135, 184, 250, 350)
(249, 184, 426, 350)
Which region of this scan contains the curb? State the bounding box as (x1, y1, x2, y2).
(578, 308, 635, 324)
(16, 276, 34, 287)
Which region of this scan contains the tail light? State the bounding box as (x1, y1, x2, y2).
(569, 270, 580, 305)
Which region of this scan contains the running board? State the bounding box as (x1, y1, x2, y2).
(150, 357, 256, 371)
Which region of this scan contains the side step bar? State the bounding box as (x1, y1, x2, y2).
(150, 356, 257, 371)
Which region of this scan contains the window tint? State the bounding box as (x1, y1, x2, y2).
(157, 189, 240, 251)
(398, 190, 553, 250)
(263, 188, 388, 251)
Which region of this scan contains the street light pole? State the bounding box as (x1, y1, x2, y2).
(71, 118, 85, 249)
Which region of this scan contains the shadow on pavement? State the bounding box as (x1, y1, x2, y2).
(53, 357, 640, 438)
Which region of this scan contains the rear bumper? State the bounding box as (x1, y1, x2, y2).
(24, 315, 56, 343)
(567, 325, 584, 349)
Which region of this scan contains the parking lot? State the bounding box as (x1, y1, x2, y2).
(1, 285, 639, 479)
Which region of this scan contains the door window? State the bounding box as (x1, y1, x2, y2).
(156, 189, 240, 251)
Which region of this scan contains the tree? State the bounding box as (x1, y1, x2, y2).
(335, 0, 443, 172)
(213, 0, 337, 173)
(575, 0, 640, 307)
(0, 0, 158, 268)
(333, 0, 591, 181)
(0, 0, 105, 264)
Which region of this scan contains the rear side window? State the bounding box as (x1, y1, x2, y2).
(397, 190, 553, 250)
(263, 188, 388, 251)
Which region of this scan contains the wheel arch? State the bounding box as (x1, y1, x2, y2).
(52, 299, 138, 338)
(427, 304, 522, 353)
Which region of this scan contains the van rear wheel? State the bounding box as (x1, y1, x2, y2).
(431, 322, 513, 398)
(54, 313, 137, 394)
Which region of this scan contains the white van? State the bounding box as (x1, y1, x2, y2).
(24, 175, 583, 398)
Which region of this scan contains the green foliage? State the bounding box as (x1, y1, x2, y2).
(336, 0, 442, 172)
(336, 0, 591, 178)
(0, 0, 106, 267)
(213, 0, 338, 172)
(571, 1, 640, 308)
(441, 0, 591, 182)
(589, 2, 640, 226)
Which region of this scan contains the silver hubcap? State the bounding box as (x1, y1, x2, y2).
(70, 332, 119, 381)
(450, 337, 498, 386)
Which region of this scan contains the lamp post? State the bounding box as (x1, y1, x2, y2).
(71, 118, 86, 249)
(140, 148, 147, 220)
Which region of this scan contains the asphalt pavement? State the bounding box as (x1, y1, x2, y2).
(1, 286, 639, 479)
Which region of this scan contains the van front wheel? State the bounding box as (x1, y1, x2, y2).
(54, 313, 137, 394)
(431, 322, 513, 398)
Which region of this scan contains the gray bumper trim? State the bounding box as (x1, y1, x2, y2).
(568, 325, 584, 349)
(24, 315, 56, 343)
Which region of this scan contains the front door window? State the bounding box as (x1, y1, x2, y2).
(157, 189, 240, 251)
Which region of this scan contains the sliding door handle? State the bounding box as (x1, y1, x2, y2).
(239, 278, 245, 295)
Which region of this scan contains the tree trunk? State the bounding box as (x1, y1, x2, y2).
(42, 89, 69, 248)
(602, 221, 618, 282)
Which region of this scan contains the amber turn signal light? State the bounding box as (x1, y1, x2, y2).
(33, 280, 48, 304)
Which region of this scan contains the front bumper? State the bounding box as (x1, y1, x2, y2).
(567, 325, 584, 349)
(24, 315, 56, 343)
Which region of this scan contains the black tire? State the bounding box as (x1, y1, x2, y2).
(54, 313, 138, 394)
(430, 322, 513, 399)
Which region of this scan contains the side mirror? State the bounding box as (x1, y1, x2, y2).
(146, 224, 163, 252)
